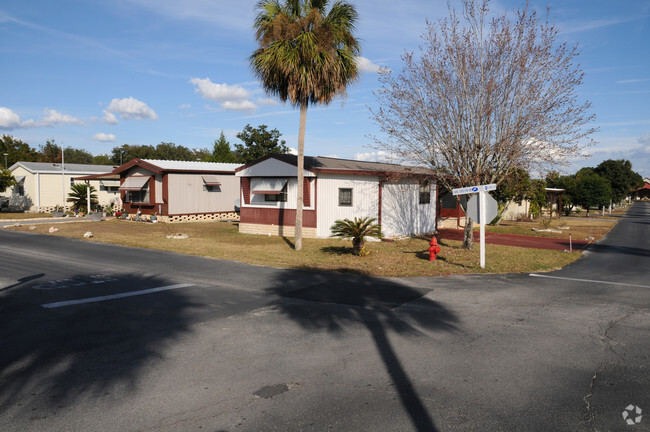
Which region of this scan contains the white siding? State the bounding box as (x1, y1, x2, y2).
(129, 166, 155, 176)
(381, 181, 437, 237)
(154, 175, 163, 204)
(1, 166, 119, 211)
(236, 158, 315, 178)
(316, 174, 380, 237)
(167, 173, 240, 214)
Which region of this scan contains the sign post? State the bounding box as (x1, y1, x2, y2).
(452, 183, 497, 268)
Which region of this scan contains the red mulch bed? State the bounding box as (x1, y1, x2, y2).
(436, 228, 591, 251)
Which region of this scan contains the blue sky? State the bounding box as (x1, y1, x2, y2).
(1, 0, 649, 176)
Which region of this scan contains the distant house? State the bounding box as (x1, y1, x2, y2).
(0, 162, 117, 212)
(633, 177, 650, 200)
(235, 154, 437, 239)
(80, 159, 241, 222)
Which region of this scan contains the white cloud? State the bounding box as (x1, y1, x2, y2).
(179, 104, 191, 109)
(256, 98, 279, 106)
(222, 100, 257, 112)
(92, 132, 117, 142)
(616, 78, 650, 84)
(190, 77, 257, 113)
(102, 110, 118, 124)
(120, 0, 255, 31)
(354, 150, 398, 163)
(0, 106, 85, 129)
(41, 108, 85, 126)
(0, 107, 23, 129)
(105, 97, 158, 121)
(288, 147, 298, 155)
(355, 56, 390, 74)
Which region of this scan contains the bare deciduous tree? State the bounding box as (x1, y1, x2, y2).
(370, 0, 597, 248)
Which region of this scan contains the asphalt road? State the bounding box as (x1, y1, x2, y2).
(1, 202, 648, 431)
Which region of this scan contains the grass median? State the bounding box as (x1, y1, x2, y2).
(4, 218, 603, 277)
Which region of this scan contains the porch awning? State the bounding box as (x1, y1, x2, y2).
(118, 176, 149, 191)
(202, 175, 222, 186)
(252, 178, 287, 195)
(15, 176, 25, 183)
(100, 179, 121, 187)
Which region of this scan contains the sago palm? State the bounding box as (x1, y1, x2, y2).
(330, 216, 382, 255)
(67, 183, 98, 213)
(251, 0, 361, 251)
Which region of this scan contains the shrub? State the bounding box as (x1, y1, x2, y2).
(330, 216, 382, 256)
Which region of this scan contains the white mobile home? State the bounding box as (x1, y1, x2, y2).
(235, 154, 437, 239)
(1, 162, 117, 212)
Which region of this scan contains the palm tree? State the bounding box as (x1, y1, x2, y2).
(67, 183, 98, 213)
(330, 216, 382, 255)
(250, 0, 361, 250)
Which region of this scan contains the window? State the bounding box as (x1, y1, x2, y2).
(202, 175, 222, 192)
(265, 183, 287, 202)
(419, 180, 431, 204)
(70, 178, 75, 187)
(127, 187, 149, 204)
(441, 193, 458, 209)
(339, 188, 352, 206)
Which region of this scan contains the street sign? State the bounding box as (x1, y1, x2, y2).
(452, 183, 496, 196)
(450, 183, 498, 269)
(466, 193, 498, 223)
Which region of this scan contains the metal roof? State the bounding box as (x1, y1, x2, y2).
(238, 154, 434, 176)
(11, 161, 116, 174)
(141, 159, 241, 172)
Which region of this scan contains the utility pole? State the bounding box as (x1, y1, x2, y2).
(61, 146, 65, 211)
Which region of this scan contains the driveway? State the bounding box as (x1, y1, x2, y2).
(0, 202, 648, 431)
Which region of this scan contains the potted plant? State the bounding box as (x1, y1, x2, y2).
(51, 205, 65, 218)
(89, 206, 103, 221)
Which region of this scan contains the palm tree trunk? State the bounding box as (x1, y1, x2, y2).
(463, 217, 474, 250)
(295, 103, 307, 251)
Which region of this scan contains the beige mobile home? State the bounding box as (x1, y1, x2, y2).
(82, 159, 242, 222)
(235, 154, 437, 239)
(1, 162, 117, 212)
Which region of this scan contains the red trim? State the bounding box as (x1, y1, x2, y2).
(162, 174, 168, 203)
(240, 207, 317, 228)
(252, 190, 281, 195)
(242, 177, 251, 204)
(304, 178, 311, 207)
(148, 175, 155, 205)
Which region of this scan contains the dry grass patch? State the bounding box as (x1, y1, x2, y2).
(486, 215, 618, 242)
(7, 219, 581, 277)
(0, 212, 53, 220)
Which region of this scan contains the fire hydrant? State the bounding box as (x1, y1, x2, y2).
(428, 236, 441, 261)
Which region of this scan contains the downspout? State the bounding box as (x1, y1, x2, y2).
(378, 177, 386, 229)
(36, 172, 40, 212)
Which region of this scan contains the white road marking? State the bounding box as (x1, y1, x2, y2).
(529, 274, 649, 288)
(42, 283, 195, 308)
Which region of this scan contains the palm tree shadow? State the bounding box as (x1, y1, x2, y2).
(0, 273, 196, 416)
(267, 269, 458, 431)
